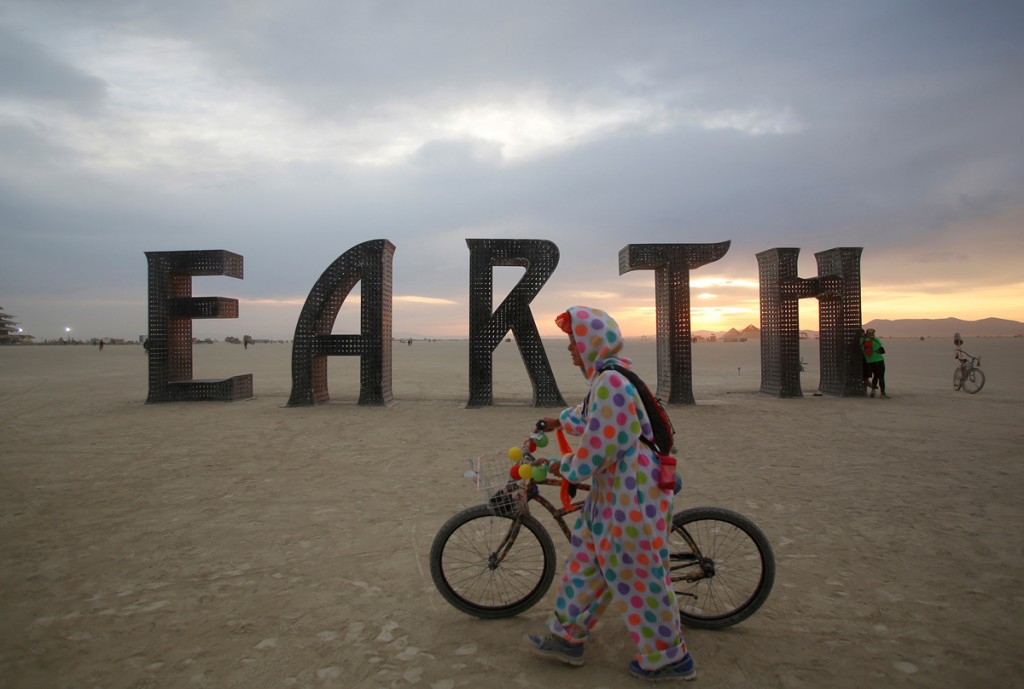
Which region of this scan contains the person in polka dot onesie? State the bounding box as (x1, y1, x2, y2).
(525, 306, 696, 681)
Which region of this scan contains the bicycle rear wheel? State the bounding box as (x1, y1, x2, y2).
(960, 367, 985, 394)
(953, 366, 964, 391)
(669, 506, 775, 630)
(430, 504, 557, 618)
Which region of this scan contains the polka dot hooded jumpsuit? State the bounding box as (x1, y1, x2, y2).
(547, 306, 689, 671)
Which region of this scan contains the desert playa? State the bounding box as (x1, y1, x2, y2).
(2, 336, 1022, 689)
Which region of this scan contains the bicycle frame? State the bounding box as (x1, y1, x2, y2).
(956, 351, 980, 370)
(527, 480, 588, 540)
(487, 479, 718, 588)
(485, 423, 714, 584)
(486, 480, 587, 568)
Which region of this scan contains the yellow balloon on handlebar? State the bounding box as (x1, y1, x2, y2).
(508, 446, 523, 461)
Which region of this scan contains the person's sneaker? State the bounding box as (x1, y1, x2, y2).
(524, 633, 585, 666)
(880, 392, 889, 399)
(628, 653, 697, 681)
(869, 389, 876, 398)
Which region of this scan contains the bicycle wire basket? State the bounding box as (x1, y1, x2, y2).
(472, 451, 528, 517)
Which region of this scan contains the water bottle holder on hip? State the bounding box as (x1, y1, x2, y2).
(656, 453, 677, 492)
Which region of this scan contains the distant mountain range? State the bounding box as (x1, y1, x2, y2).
(688, 317, 1024, 340)
(862, 317, 1024, 338)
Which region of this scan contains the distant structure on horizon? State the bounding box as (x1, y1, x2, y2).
(692, 324, 761, 342)
(0, 306, 30, 344)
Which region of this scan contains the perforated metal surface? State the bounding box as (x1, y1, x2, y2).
(466, 239, 565, 408)
(287, 240, 395, 406)
(145, 250, 251, 403)
(619, 242, 731, 405)
(757, 247, 863, 398)
(815, 248, 864, 396)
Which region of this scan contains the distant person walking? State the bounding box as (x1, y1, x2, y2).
(860, 328, 887, 398)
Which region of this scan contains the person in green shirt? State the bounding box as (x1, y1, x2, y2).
(860, 328, 888, 398)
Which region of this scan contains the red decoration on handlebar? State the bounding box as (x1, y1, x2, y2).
(556, 428, 574, 510)
(556, 428, 571, 455)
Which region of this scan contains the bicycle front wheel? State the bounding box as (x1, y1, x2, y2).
(669, 506, 775, 630)
(429, 504, 557, 619)
(961, 367, 985, 394)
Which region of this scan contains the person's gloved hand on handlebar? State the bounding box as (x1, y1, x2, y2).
(539, 416, 561, 431)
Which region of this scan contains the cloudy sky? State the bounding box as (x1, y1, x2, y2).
(2, 0, 1022, 341)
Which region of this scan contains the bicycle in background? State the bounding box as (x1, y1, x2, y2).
(953, 332, 986, 394)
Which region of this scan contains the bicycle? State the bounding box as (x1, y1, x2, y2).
(953, 333, 985, 394)
(429, 421, 775, 630)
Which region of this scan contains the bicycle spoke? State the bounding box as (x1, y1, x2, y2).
(668, 508, 774, 628)
(433, 508, 553, 612)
